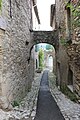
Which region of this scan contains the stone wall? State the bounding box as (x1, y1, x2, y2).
(71, 0, 80, 44)
(0, 29, 5, 96)
(0, 0, 34, 106)
(56, 45, 69, 87)
(67, 44, 80, 96)
(55, 0, 69, 87)
(55, 0, 80, 97)
(32, 30, 58, 46)
(71, 0, 80, 96)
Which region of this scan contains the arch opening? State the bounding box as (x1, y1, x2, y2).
(31, 43, 56, 73)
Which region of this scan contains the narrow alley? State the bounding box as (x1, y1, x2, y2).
(34, 70, 64, 120)
(0, 0, 80, 120)
(0, 71, 80, 120)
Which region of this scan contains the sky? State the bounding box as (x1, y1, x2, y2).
(33, 0, 55, 30)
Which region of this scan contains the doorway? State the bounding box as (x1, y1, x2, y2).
(67, 67, 73, 92)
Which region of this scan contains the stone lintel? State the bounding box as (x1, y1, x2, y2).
(31, 30, 58, 47)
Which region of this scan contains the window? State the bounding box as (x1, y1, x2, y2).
(68, 68, 73, 85)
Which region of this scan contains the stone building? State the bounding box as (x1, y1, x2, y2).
(0, 0, 40, 109)
(50, 0, 80, 98)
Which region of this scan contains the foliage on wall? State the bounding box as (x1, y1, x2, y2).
(66, 1, 80, 28)
(0, 0, 2, 10)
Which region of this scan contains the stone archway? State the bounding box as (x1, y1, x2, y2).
(26, 30, 58, 62)
(44, 50, 55, 72)
(31, 30, 58, 47)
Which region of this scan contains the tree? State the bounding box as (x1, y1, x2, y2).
(0, 0, 2, 10)
(46, 44, 53, 50)
(38, 49, 44, 68)
(35, 44, 39, 52)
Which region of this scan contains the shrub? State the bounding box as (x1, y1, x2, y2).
(61, 85, 78, 102)
(11, 100, 20, 107)
(38, 49, 44, 69)
(0, 0, 2, 10)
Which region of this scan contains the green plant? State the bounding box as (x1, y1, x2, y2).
(60, 38, 69, 46)
(61, 85, 78, 102)
(0, 0, 2, 10)
(11, 100, 20, 107)
(38, 49, 44, 69)
(66, 1, 80, 27)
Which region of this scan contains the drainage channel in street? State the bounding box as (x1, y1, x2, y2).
(34, 70, 64, 120)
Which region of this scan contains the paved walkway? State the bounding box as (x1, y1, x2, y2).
(49, 72, 80, 120)
(0, 72, 42, 120)
(34, 70, 64, 120)
(0, 71, 80, 120)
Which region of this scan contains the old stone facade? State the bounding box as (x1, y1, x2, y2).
(0, 0, 79, 111)
(52, 0, 80, 97)
(0, 0, 37, 109)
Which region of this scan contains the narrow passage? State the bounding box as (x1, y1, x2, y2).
(34, 70, 64, 120)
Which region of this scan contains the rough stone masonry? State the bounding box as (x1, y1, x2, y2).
(0, 0, 34, 109)
(55, 0, 80, 97)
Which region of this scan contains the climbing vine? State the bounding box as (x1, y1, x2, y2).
(0, 0, 2, 10)
(66, 1, 80, 28)
(60, 37, 71, 47)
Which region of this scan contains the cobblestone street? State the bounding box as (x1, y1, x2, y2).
(0, 71, 80, 120)
(0, 72, 42, 120)
(49, 72, 80, 120)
